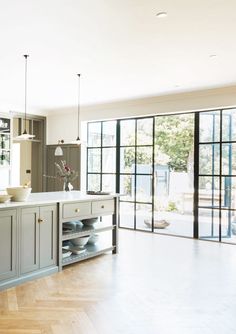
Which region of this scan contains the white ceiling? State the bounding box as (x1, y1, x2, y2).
(1, 0, 236, 114)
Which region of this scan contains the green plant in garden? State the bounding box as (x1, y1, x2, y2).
(122, 115, 194, 173)
(155, 115, 194, 172)
(167, 201, 178, 212)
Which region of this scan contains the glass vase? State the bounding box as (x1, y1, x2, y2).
(63, 179, 73, 192)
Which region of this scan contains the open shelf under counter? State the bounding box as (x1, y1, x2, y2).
(62, 244, 115, 266)
(62, 221, 115, 241)
(58, 193, 119, 270)
(0, 191, 119, 289)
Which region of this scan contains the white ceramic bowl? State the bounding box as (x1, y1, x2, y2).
(81, 217, 99, 226)
(6, 187, 32, 202)
(0, 194, 12, 203)
(70, 235, 90, 247)
(88, 234, 99, 245)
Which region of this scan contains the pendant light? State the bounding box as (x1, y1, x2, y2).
(16, 55, 35, 140)
(54, 139, 64, 156)
(71, 73, 82, 145)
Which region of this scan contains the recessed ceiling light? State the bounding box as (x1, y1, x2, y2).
(156, 11, 167, 18)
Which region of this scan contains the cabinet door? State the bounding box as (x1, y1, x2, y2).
(39, 205, 58, 268)
(20, 207, 40, 274)
(0, 210, 17, 281)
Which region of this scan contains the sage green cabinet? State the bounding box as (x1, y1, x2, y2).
(20, 207, 40, 274)
(39, 205, 57, 268)
(0, 210, 17, 282)
(20, 205, 57, 275)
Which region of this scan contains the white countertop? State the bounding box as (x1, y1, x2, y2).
(0, 191, 119, 209)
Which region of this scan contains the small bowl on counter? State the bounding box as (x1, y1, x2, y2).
(70, 235, 90, 247)
(0, 194, 12, 203)
(6, 186, 32, 202)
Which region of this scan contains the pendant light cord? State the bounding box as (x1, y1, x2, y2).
(77, 73, 81, 140)
(23, 55, 29, 132)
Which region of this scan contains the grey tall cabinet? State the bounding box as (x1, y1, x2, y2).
(46, 144, 81, 192)
(20, 205, 57, 275)
(0, 205, 58, 289)
(0, 210, 17, 281)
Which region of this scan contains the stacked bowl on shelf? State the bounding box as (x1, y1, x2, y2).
(71, 235, 90, 247)
(63, 217, 100, 256)
(81, 217, 99, 245)
(81, 217, 99, 226)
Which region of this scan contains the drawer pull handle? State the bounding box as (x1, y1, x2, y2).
(75, 208, 80, 213)
(101, 205, 105, 209)
(38, 218, 43, 223)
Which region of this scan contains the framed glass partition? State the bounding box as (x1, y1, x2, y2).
(86, 108, 236, 244)
(119, 117, 154, 231)
(87, 120, 117, 193)
(198, 109, 236, 243)
(154, 114, 195, 237)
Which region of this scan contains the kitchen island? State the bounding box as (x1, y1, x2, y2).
(0, 191, 119, 290)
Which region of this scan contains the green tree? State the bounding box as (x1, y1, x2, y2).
(122, 115, 194, 173)
(155, 115, 194, 172)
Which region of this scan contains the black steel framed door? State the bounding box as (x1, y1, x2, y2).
(118, 113, 195, 237)
(86, 109, 236, 244)
(118, 117, 154, 231)
(197, 109, 236, 243)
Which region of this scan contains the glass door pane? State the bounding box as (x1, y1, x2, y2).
(136, 204, 152, 231)
(119, 117, 154, 231)
(137, 118, 153, 145)
(199, 144, 220, 175)
(199, 208, 220, 240)
(87, 149, 101, 173)
(120, 120, 135, 146)
(120, 147, 135, 173)
(154, 114, 195, 237)
(120, 202, 135, 229)
(198, 110, 236, 243)
(102, 148, 116, 173)
(88, 122, 101, 147)
(199, 110, 220, 142)
(198, 111, 221, 241)
(222, 109, 236, 141)
(102, 121, 116, 146)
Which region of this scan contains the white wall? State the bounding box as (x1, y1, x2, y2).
(46, 85, 236, 145)
(47, 111, 78, 145)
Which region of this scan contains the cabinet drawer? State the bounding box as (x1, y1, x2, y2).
(62, 201, 91, 219)
(92, 200, 114, 215)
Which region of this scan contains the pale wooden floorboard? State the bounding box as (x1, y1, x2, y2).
(0, 230, 236, 333)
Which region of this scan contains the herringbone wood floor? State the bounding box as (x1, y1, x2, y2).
(0, 254, 118, 334)
(1, 230, 236, 334)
